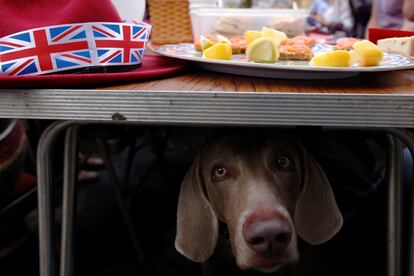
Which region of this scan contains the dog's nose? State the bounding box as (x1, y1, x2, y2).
(243, 217, 292, 257)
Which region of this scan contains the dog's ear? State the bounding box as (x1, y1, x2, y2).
(175, 153, 218, 262)
(294, 143, 343, 245)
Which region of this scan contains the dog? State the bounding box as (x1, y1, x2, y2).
(175, 132, 343, 274)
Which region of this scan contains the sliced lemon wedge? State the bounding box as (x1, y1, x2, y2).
(246, 37, 279, 63)
(261, 27, 287, 45)
(244, 30, 262, 46)
(203, 42, 232, 60)
(200, 36, 215, 52)
(310, 50, 351, 67)
(352, 40, 383, 66)
(216, 34, 232, 45)
(349, 49, 360, 66)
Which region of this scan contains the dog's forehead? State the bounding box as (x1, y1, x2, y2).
(206, 134, 300, 158)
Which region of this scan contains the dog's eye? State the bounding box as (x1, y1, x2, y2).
(213, 166, 228, 179)
(276, 157, 291, 169)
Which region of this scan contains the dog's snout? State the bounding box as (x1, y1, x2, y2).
(243, 215, 292, 257)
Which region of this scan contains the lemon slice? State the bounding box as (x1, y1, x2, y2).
(261, 27, 287, 45)
(246, 37, 279, 63)
(216, 34, 232, 45)
(310, 50, 351, 67)
(244, 30, 262, 46)
(203, 43, 232, 60)
(200, 36, 214, 52)
(349, 49, 360, 66)
(352, 40, 383, 66)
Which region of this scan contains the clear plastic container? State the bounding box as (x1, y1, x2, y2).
(190, 8, 309, 40)
(252, 0, 292, 9)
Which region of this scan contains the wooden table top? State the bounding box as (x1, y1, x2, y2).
(101, 66, 414, 95)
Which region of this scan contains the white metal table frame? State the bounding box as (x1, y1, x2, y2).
(1, 89, 414, 276)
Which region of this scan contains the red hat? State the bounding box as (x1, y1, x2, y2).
(0, 0, 186, 87)
(0, 0, 122, 38)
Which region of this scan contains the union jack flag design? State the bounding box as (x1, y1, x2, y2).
(0, 24, 91, 76)
(92, 23, 149, 66)
(0, 22, 151, 76)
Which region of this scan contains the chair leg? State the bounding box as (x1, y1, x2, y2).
(96, 138, 145, 263)
(37, 121, 77, 276)
(387, 136, 403, 276)
(60, 126, 79, 276)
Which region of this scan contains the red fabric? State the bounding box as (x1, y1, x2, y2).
(10, 172, 37, 195)
(0, 121, 25, 166)
(368, 28, 414, 44)
(0, 0, 122, 37)
(0, 54, 187, 88)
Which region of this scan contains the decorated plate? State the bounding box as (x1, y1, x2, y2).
(152, 43, 414, 80)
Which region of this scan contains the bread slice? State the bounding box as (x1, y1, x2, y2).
(377, 36, 414, 57)
(279, 44, 313, 60)
(282, 36, 316, 48)
(279, 52, 313, 60)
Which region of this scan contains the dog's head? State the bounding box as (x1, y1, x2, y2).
(175, 133, 343, 273)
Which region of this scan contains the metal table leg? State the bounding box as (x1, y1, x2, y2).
(381, 129, 414, 276)
(37, 121, 78, 276)
(387, 136, 403, 276)
(60, 126, 79, 276)
(317, 127, 413, 276)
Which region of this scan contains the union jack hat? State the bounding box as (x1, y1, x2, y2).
(0, 0, 152, 77)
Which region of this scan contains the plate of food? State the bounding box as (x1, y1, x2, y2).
(152, 29, 414, 80)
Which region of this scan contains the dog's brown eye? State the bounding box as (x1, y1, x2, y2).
(276, 157, 291, 169)
(213, 167, 228, 179)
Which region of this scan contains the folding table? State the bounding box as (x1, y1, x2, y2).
(1, 68, 414, 276)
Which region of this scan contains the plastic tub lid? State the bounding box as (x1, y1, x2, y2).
(190, 8, 308, 16)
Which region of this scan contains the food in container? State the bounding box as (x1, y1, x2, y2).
(190, 8, 308, 40)
(213, 16, 252, 36)
(252, 0, 292, 8)
(265, 14, 307, 37)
